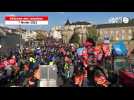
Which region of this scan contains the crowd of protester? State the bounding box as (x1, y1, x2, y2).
(0, 37, 132, 87)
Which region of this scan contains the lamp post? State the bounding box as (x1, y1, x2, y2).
(18, 25, 21, 50)
(18, 25, 23, 53)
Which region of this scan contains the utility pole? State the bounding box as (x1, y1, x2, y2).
(19, 25, 21, 49)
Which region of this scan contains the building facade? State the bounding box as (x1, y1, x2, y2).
(0, 27, 22, 54)
(50, 26, 62, 39)
(21, 30, 38, 41)
(62, 19, 93, 43)
(96, 24, 134, 41)
(50, 20, 93, 43)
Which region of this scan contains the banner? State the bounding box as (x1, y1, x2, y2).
(112, 40, 128, 56)
(5, 16, 48, 25)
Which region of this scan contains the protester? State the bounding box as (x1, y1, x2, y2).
(0, 36, 129, 87)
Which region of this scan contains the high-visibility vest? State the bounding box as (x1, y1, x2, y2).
(29, 57, 33, 62)
(64, 63, 69, 70)
(33, 59, 36, 63)
(49, 61, 54, 65)
(29, 57, 36, 63)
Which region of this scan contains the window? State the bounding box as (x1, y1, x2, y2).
(99, 30, 103, 40)
(115, 30, 119, 41)
(122, 30, 125, 40)
(111, 31, 114, 41)
(128, 29, 132, 40)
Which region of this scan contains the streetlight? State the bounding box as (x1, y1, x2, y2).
(61, 29, 64, 43)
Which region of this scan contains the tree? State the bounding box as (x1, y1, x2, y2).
(35, 32, 47, 47)
(129, 18, 134, 24)
(69, 33, 80, 44)
(62, 31, 69, 43)
(36, 32, 46, 41)
(86, 27, 98, 41)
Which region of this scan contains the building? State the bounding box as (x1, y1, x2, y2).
(34, 30, 48, 38)
(0, 27, 22, 54)
(96, 23, 134, 50)
(96, 23, 134, 41)
(64, 19, 92, 30)
(49, 20, 93, 43)
(50, 26, 62, 39)
(20, 30, 37, 41)
(22, 29, 49, 47)
(62, 19, 93, 43)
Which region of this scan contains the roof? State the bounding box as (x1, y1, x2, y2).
(96, 23, 134, 29)
(0, 26, 27, 36)
(65, 19, 91, 25)
(65, 19, 70, 25)
(71, 21, 91, 25)
(34, 30, 48, 33)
